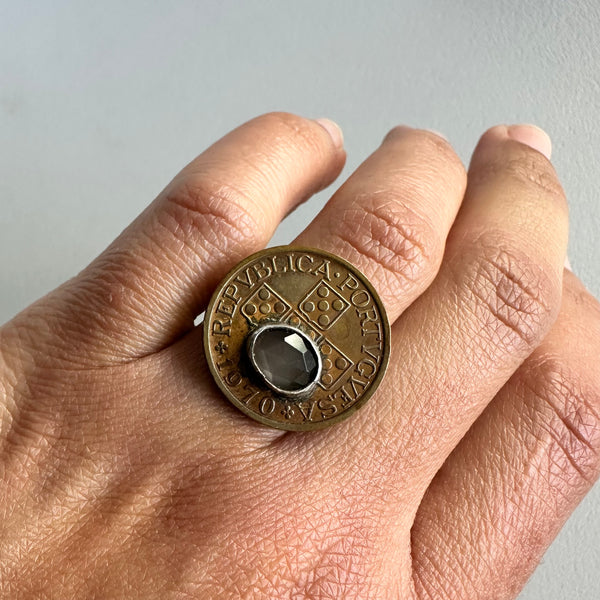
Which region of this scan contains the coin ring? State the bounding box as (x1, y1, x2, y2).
(203, 245, 391, 431)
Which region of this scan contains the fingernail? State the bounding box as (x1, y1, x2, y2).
(506, 124, 552, 160)
(564, 256, 572, 271)
(314, 118, 344, 149)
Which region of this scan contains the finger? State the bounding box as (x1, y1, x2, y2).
(17, 113, 345, 364)
(294, 126, 467, 323)
(411, 269, 600, 600)
(147, 126, 467, 445)
(320, 124, 567, 507)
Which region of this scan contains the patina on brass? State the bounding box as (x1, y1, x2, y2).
(204, 246, 391, 431)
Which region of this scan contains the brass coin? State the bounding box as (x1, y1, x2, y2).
(203, 245, 391, 431)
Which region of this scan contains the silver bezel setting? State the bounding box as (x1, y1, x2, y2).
(245, 323, 322, 400)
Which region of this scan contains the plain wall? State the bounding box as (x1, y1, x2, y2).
(1, 1, 599, 597)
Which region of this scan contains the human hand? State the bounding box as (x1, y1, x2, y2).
(1, 113, 599, 599)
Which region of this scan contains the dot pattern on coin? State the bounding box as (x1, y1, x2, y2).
(204, 246, 391, 431)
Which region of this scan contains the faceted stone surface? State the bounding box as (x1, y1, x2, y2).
(251, 327, 319, 392)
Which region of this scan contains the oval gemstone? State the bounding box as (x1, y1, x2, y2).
(250, 326, 319, 392)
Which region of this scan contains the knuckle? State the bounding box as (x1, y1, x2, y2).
(474, 144, 566, 203)
(521, 357, 600, 485)
(413, 129, 464, 171)
(387, 127, 466, 181)
(458, 236, 561, 348)
(161, 174, 266, 253)
(252, 111, 328, 155)
(504, 153, 564, 199)
(333, 197, 441, 298)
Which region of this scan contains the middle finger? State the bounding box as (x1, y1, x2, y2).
(295, 126, 467, 324)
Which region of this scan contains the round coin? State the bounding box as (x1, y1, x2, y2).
(203, 245, 391, 431)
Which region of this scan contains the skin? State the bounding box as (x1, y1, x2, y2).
(0, 112, 599, 599)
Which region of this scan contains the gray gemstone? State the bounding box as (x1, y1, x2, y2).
(249, 326, 319, 392)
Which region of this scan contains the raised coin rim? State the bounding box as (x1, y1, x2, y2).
(203, 245, 391, 431)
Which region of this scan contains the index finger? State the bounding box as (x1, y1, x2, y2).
(11, 113, 346, 365)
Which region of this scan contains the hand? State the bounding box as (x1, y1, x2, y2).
(1, 113, 599, 599)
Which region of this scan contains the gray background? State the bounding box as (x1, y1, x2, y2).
(1, 1, 599, 597)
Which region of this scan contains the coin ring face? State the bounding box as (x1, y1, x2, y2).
(204, 245, 391, 431)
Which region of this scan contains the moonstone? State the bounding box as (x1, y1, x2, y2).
(251, 327, 319, 392)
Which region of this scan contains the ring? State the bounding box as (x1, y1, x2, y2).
(204, 246, 391, 431)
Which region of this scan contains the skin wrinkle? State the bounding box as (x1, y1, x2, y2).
(158, 194, 249, 268)
(164, 175, 270, 239)
(514, 353, 600, 490)
(360, 203, 431, 262)
(333, 202, 435, 304)
(201, 146, 316, 211)
(532, 363, 600, 443)
(468, 154, 565, 202)
(451, 242, 557, 348)
(530, 396, 598, 484)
